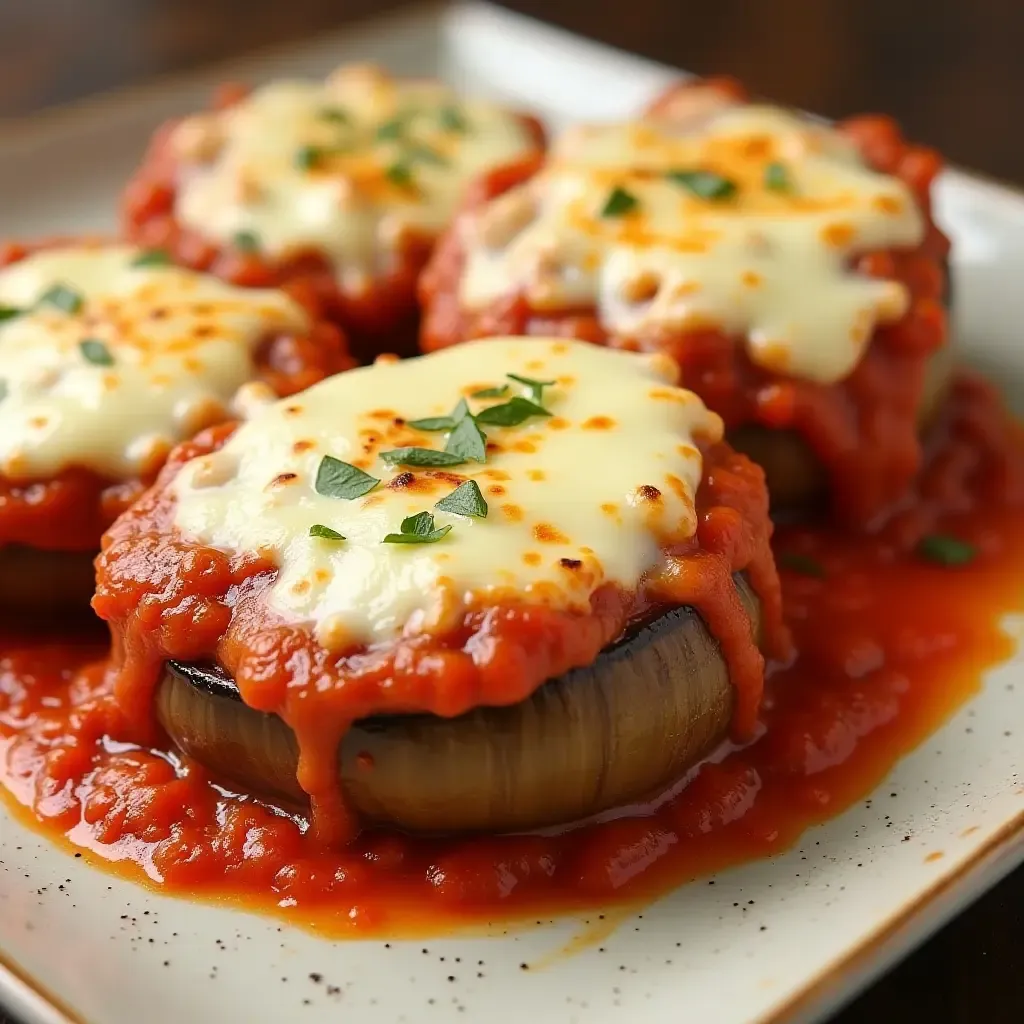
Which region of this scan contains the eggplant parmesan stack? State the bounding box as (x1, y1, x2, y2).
(0, 241, 351, 613)
(123, 64, 545, 362)
(419, 78, 952, 526)
(94, 337, 787, 840)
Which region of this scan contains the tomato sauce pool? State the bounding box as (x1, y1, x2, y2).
(1, 374, 1023, 936)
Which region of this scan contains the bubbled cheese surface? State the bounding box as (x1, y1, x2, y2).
(173, 65, 537, 291)
(0, 245, 309, 481)
(171, 337, 722, 650)
(460, 104, 925, 385)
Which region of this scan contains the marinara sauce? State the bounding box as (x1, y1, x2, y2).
(0, 374, 1022, 935)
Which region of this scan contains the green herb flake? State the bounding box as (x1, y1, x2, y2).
(780, 552, 826, 578)
(763, 161, 791, 193)
(79, 338, 114, 366)
(309, 524, 345, 541)
(667, 169, 738, 201)
(130, 249, 172, 268)
(407, 143, 448, 167)
(475, 396, 551, 428)
(379, 447, 465, 468)
(376, 117, 406, 141)
(444, 413, 488, 463)
(600, 186, 640, 218)
(232, 230, 261, 253)
(435, 480, 488, 519)
(471, 384, 509, 399)
(39, 283, 83, 315)
(319, 106, 351, 124)
(438, 105, 468, 133)
(382, 510, 453, 545)
(407, 415, 457, 432)
(315, 455, 379, 499)
(295, 144, 325, 170)
(506, 372, 556, 404)
(0, 380, 8, 402)
(917, 534, 977, 567)
(0, 305, 23, 322)
(384, 161, 415, 188)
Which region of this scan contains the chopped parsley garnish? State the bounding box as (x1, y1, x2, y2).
(444, 413, 488, 462)
(506, 372, 556, 404)
(438, 105, 468, 133)
(408, 397, 471, 432)
(779, 552, 825, 579)
(435, 480, 488, 519)
(315, 455, 379, 499)
(471, 384, 509, 399)
(407, 143, 448, 166)
(79, 338, 114, 366)
(763, 161, 791, 192)
(666, 169, 737, 201)
(0, 306, 23, 322)
(232, 230, 261, 252)
(295, 144, 325, 170)
(319, 106, 350, 124)
(309, 524, 345, 541)
(600, 186, 639, 218)
(917, 534, 977, 567)
(382, 511, 452, 545)
(384, 161, 415, 188)
(39, 283, 83, 315)
(130, 249, 172, 268)
(475, 396, 551, 427)
(380, 447, 466, 467)
(407, 414, 457, 432)
(376, 117, 406, 141)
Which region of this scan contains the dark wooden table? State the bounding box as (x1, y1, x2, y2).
(0, 2, 1021, 1022)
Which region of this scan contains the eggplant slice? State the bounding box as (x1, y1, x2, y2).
(157, 575, 760, 834)
(0, 544, 99, 618)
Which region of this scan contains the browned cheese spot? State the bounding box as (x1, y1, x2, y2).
(502, 504, 524, 522)
(559, 557, 583, 570)
(637, 484, 663, 502)
(582, 415, 616, 431)
(533, 522, 569, 544)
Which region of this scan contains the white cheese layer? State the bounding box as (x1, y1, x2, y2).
(173, 65, 537, 291)
(0, 245, 309, 481)
(172, 337, 722, 650)
(460, 105, 925, 385)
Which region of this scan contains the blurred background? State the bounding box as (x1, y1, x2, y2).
(0, 1, 1020, 1022)
(1, 0, 1023, 183)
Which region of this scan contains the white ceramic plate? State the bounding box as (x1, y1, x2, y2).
(1, 4, 1022, 1023)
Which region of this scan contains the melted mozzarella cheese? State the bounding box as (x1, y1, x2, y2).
(460, 105, 925, 385)
(0, 245, 309, 481)
(172, 337, 722, 649)
(173, 65, 537, 290)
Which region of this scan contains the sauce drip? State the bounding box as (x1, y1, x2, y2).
(1, 374, 1022, 934)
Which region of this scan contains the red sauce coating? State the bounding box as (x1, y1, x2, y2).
(121, 84, 546, 362)
(92, 434, 785, 844)
(1, 374, 1020, 935)
(0, 239, 353, 553)
(418, 80, 951, 527)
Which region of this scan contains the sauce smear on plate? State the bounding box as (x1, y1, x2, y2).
(1, 374, 1022, 935)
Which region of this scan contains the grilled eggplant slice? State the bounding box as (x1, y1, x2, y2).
(156, 576, 761, 833)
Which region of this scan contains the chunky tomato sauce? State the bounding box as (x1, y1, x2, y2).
(418, 81, 950, 528)
(0, 373, 1021, 935)
(121, 87, 546, 362)
(0, 240, 352, 553)
(91, 437, 784, 844)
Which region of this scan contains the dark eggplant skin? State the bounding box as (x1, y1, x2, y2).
(0, 544, 98, 619)
(157, 576, 761, 834)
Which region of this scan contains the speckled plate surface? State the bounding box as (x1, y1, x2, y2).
(1, 4, 1023, 1023)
